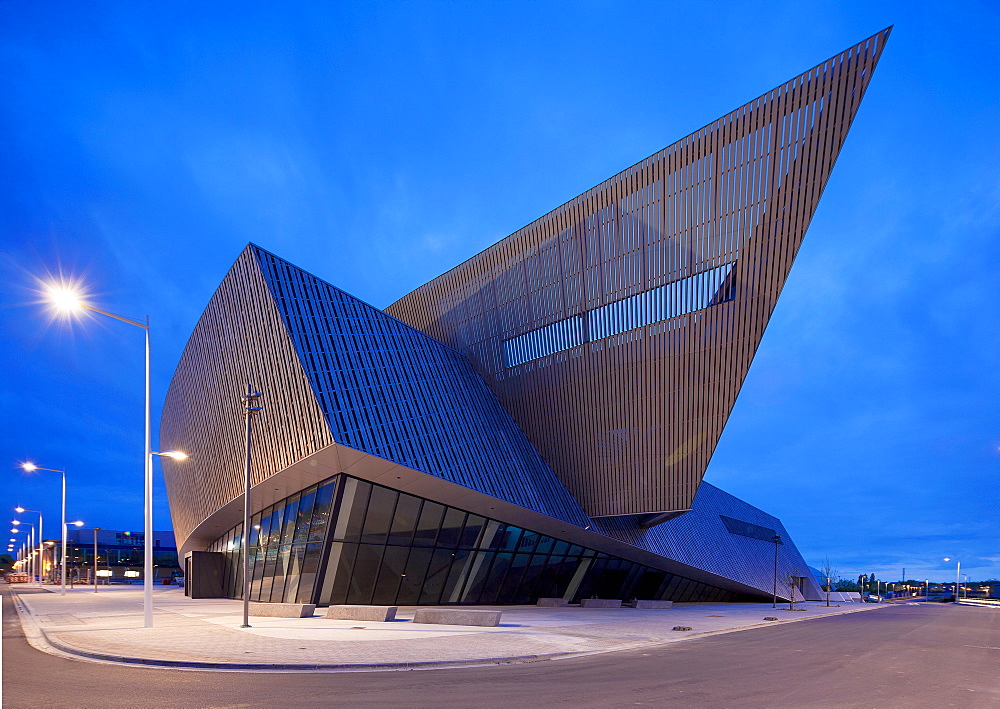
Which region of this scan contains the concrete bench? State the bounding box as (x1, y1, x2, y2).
(630, 600, 673, 609)
(412, 608, 502, 627)
(325, 605, 397, 622)
(536, 597, 569, 607)
(247, 602, 316, 618)
(580, 598, 622, 608)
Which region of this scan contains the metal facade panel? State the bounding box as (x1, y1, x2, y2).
(252, 248, 590, 527)
(160, 248, 337, 549)
(593, 482, 823, 599)
(162, 246, 591, 551)
(385, 30, 891, 518)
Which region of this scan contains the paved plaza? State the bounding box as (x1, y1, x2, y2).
(8, 583, 887, 671)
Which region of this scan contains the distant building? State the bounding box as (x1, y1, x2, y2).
(161, 30, 890, 606)
(44, 528, 180, 584)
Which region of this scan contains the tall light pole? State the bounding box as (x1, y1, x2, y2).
(771, 534, 782, 609)
(93, 527, 101, 593)
(240, 388, 263, 629)
(61, 521, 84, 587)
(43, 286, 153, 626)
(12, 522, 35, 585)
(20, 463, 67, 594)
(14, 508, 43, 583)
(944, 558, 960, 603)
(148, 450, 188, 595)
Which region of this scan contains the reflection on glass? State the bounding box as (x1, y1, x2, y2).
(209, 473, 737, 607)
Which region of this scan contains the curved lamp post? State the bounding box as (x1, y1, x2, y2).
(44, 286, 154, 626)
(21, 463, 68, 595)
(149, 450, 188, 597)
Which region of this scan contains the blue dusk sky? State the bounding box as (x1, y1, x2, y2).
(1, 1, 997, 583)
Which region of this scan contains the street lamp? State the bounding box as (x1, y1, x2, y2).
(240, 388, 263, 629)
(20, 463, 68, 595)
(12, 521, 35, 585)
(15, 507, 44, 583)
(43, 286, 154, 627)
(944, 558, 960, 604)
(149, 451, 188, 593)
(93, 527, 101, 593)
(771, 534, 782, 609)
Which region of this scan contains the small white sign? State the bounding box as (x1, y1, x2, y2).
(96, 570, 112, 577)
(124, 570, 140, 578)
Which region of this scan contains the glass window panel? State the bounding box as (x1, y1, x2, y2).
(551, 540, 571, 556)
(664, 575, 684, 600)
(387, 494, 421, 546)
(413, 501, 444, 547)
(397, 547, 432, 605)
(269, 544, 293, 602)
(419, 548, 456, 605)
(318, 542, 355, 606)
(479, 521, 506, 550)
(516, 529, 540, 554)
(576, 557, 608, 601)
(360, 486, 398, 545)
(372, 546, 409, 605)
(336, 478, 371, 542)
(265, 504, 285, 548)
(459, 515, 486, 548)
(535, 555, 565, 598)
(566, 544, 584, 557)
(479, 552, 512, 605)
(257, 544, 280, 601)
(282, 544, 307, 603)
(248, 511, 263, 547)
(437, 509, 467, 549)
(534, 535, 556, 556)
(308, 480, 337, 543)
(563, 557, 592, 602)
(633, 569, 667, 600)
(497, 526, 523, 552)
(279, 495, 301, 546)
(458, 551, 496, 603)
(498, 554, 529, 602)
(296, 542, 324, 604)
(292, 489, 317, 544)
(514, 553, 549, 604)
(442, 549, 473, 603)
(346, 543, 383, 604)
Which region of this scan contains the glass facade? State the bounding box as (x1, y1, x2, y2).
(208, 475, 741, 605)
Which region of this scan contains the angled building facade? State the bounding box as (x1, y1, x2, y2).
(161, 29, 890, 606)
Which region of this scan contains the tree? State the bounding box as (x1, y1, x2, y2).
(821, 557, 838, 606)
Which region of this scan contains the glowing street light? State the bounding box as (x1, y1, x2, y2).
(20, 463, 68, 595)
(12, 521, 35, 585)
(42, 285, 156, 627)
(14, 506, 44, 585)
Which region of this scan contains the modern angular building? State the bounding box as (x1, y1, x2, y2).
(161, 29, 890, 606)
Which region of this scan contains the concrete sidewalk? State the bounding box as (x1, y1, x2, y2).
(7, 584, 888, 672)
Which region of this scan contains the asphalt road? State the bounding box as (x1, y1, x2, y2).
(3, 584, 998, 708)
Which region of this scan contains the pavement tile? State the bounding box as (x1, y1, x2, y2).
(8, 584, 887, 670)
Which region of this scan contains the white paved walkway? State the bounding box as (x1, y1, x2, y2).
(8, 584, 887, 671)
